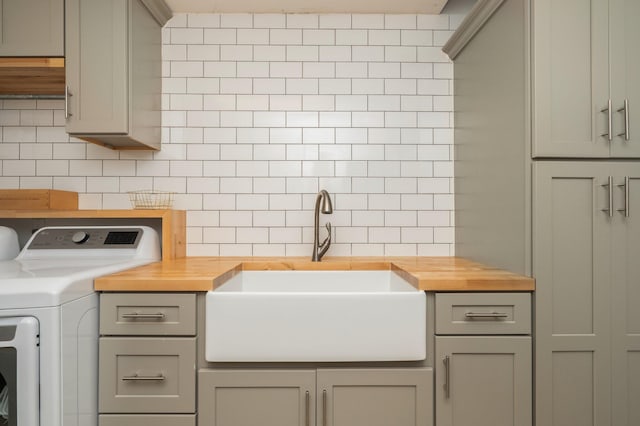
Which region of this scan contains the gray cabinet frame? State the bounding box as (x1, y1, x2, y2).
(0, 0, 63, 56)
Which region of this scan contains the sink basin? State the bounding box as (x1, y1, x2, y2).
(205, 270, 426, 362)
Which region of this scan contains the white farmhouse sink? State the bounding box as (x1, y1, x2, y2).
(205, 270, 426, 362)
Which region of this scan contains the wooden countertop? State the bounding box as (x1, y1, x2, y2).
(94, 256, 534, 292)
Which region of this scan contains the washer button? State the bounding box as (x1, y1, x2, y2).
(71, 231, 90, 244)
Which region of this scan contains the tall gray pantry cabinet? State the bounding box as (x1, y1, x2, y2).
(443, 0, 640, 426)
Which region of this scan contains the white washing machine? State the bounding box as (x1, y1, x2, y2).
(0, 226, 161, 426)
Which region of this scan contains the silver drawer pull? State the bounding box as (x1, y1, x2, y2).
(121, 312, 165, 320)
(464, 311, 509, 319)
(122, 373, 165, 381)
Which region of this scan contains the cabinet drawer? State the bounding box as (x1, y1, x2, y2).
(99, 337, 196, 413)
(100, 414, 196, 426)
(100, 293, 196, 336)
(435, 293, 531, 335)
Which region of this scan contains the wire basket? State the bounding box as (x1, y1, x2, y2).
(128, 190, 175, 209)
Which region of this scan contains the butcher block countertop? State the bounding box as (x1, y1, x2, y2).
(94, 256, 535, 292)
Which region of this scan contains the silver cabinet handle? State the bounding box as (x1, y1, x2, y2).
(464, 311, 509, 319)
(305, 391, 310, 426)
(602, 99, 612, 141)
(602, 176, 613, 217)
(443, 356, 451, 399)
(122, 373, 165, 381)
(322, 389, 327, 426)
(65, 86, 72, 119)
(121, 312, 165, 319)
(618, 176, 630, 217)
(617, 99, 630, 141)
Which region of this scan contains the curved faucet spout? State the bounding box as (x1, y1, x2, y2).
(312, 190, 333, 262)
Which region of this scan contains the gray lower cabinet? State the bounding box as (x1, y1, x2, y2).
(198, 368, 433, 426)
(0, 0, 63, 56)
(534, 161, 640, 426)
(434, 293, 532, 426)
(98, 293, 197, 424)
(64, 0, 168, 150)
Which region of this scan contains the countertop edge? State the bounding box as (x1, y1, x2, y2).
(94, 257, 535, 292)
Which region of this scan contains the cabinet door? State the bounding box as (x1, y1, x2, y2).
(533, 0, 611, 157)
(65, 0, 128, 134)
(0, 0, 63, 56)
(533, 161, 612, 426)
(610, 0, 640, 157)
(435, 336, 531, 426)
(198, 369, 315, 426)
(317, 368, 432, 426)
(611, 164, 640, 426)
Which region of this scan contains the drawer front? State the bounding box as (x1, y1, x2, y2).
(100, 414, 196, 426)
(100, 293, 196, 336)
(99, 337, 196, 413)
(435, 293, 531, 335)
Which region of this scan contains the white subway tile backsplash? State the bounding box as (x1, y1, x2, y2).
(304, 63, 336, 79)
(8, 160, 38, 176)
(221, 14, 253, 28)
(20, 176, 52, 189)
(303, 128, 334, 144)
(237, 194, 269, 210)
(187, 13, 220, 28)
(319, 112, 352, 128)
(254, 177, 286, 193)
(187, 177, 220, 193)
(220, 146, 253, 161)
(303, 29, 335, 45)
(253, 210, 285, 227)
(352, 46, 384, 62)
(236, 95, 269, 112)
(352, 14, 384, 29)
(237, 128, 269, 144)
(319, 46, 351, 62)
(270, 29, 302, 45)
(369, 30, 400, 46)
(271, 127, 302, 144)
(287, 14, 319, 29)
(203, 160, 236, 176)
(2, 12, 454, 256)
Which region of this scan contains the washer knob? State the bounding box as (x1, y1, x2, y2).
(71, 231, 90, 244)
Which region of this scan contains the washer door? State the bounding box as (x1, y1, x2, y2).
(0, 317, 39, 426)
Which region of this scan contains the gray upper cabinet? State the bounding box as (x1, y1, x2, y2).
(533, 0, 640, 158)
(610, 0, 640, 157)
(65, 0, 170, 150)
(0, 0, 64, 56)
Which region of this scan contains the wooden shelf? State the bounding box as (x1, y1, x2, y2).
(0, 209, 186, 260)
(0, 58, 65, 95)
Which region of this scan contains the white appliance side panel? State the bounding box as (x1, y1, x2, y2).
(61, 293, 99, 426)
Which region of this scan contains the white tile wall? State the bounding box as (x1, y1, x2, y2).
(0, 12, 457, 257)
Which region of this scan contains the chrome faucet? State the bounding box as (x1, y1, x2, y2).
(311, 190, 333, 262)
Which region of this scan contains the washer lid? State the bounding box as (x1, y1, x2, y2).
(0, 258, 155, 309)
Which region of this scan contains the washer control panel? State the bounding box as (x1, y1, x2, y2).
(27, 228, 142, 250)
